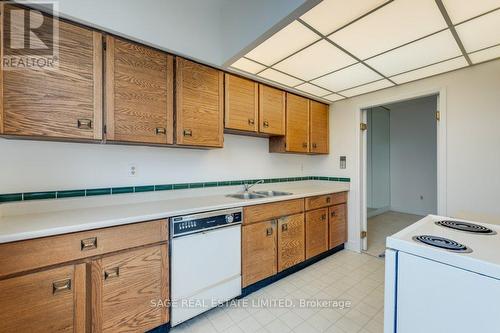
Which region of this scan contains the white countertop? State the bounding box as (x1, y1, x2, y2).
(0, 180, 349, 244)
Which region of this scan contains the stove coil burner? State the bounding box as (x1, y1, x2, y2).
(412, 235, 473, 253)
(435, 220, 496, 235)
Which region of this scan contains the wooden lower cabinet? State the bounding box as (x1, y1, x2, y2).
(91, 244, 169, 333)
(242, 220, 277, 288)
(0, 263, 86, 333)
(277, 213, 305, 272)
(305, 208, 329, 259)
(329, 204, 347, 249)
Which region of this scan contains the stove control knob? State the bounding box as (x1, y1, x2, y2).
(226, 214, 234, 223)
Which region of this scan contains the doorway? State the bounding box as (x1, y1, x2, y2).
(363, 95, 438, 257)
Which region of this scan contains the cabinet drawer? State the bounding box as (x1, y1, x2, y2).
(331, 192, 347, 205)
(243, 199, 304, 225)
(305, 194, 334, 210)
(0, 220, 168, 277)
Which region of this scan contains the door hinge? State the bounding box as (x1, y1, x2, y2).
(360, 123, 367, 131)
(436, 111, 440, 121)
(361, 231, 367, 239)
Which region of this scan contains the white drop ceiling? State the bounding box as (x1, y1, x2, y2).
(229, 0, 500, 102)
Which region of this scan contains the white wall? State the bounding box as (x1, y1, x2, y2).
(308, 59, 500, 251)
(389, 96, 437, 216)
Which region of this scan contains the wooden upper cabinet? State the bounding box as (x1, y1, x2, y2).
(309, 101, 329, 154)
(259, 84, 285, 135)
(176, 58, 224, 147)
(1, 5, 102, 140)
(224, 74, 258, 132)
(105, 36, 173, 144)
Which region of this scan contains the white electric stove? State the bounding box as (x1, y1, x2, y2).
(384, 215, 500, 333)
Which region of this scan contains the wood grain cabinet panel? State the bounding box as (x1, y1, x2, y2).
(176, 58, 224, 147)
(224, 74, 258, 132)
(0, 264, 86, 333)
(242, 220, 277, 288)
(305, 208, 329, 259)
(243, 198, 304, 225)
(105, 36, 173, 144)
(277, 213, 305, 272)
(92, 244, 169, 333)
(329, 204, 347, 249)
(259, 85, 285, 135)
(309, 101, 329, 154)
(1, 5, 102, 140)
(305, 194, 334, 211)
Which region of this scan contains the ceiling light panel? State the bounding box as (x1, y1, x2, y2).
(245, 21, 320, 66)
(455, 9, 500, 52)
(273, 40, 357, 81)
(328, 0, 447, 59)
(300, 0, 388, 35)
(365, 30, 462, 76)
(390, 56, 468, 84)
(341, 79, 394, 97)
(323, 93, 345, 102)
(230, 58, 266, 74)
(295, 83, 331, 97)
(257, 68, 303, 87)
(311, 63, 382, 92)
(469, 44, 500, 63)
(441, 0, 500, 24)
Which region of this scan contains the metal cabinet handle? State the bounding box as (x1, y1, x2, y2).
(248, 119, 255, 125)
(281, 223, 288, 232)
(326, 197, 331, 204)
(263, 120, 269, 128)
(77, 119, 93, 130)
(321, 214, 327, 221)
(331, 211, 337, 217)
(312, 143, 317, 149)
(302, 142, 308, 148)
(53, 279, 72, 294)
(155, 127, 166, 135)
(104, 267, 120, 280)
(81, 237, 97, 251)
(183, 129, 192, 137)
(266, 227, 273, 236)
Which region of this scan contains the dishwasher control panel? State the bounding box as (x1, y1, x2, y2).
(171, 208, 242, 238)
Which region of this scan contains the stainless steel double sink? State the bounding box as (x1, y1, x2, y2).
(227, 190, 293, 200)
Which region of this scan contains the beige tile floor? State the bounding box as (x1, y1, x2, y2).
(365, 211, 422, 257)
(171, 250, 385, 333)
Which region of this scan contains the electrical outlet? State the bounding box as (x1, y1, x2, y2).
(129, 164, 137, 177)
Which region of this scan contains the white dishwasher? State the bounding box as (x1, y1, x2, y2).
(170, 208, 242, 327)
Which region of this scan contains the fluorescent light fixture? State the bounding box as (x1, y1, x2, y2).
(329, 0, 447, 59)
(469, 44, 500, 63)
(257, 68, 303, 87)
(323, 93, 345, 102)
(341, 79, 393, 97)
(441, 0, 500, 24)
(300, 0, 388, 35)
(366, 30, 461, 76)
(311, 63, 382, 92)
(455, 9, 500, 52)
(245, 21, 320, 66)
(273, 40, 357, 81)
(390, 56, 468, 84)
(230, 58, 266, 74)
(295, 83, 331, 97)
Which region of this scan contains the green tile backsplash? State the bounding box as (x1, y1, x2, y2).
(0, 176, 350, 203)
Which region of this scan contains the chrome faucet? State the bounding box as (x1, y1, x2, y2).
(243, 179, 264, 192)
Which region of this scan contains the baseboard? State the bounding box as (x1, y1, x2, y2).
(148, 322, 170, 333)
(240, 244, 345, 297)
(367, 206, 390, 218)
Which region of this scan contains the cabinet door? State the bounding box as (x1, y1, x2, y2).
(105, 37, 173, 144)
(1, 5, 102, 140)
(225, 74, 258, 132)
(278, 213, 305, 272)
(259, 85, 285, 135)
(309, 101, 329, 154)
(305, 208, 329, 259)
(92, 244, 169, 333)
(0, 264, 86, 333)
(286, 93, 310, 152)
(176, 58, 223, 147)
(242, 220, 277, 287)
(329, 204, 347, 249)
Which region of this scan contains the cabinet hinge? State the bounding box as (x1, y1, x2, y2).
(436, 111, 440, 121)
(361, 231, 367, 239)
(360, 123, 367, 131)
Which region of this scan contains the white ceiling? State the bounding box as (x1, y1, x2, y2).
(229, 0, 500, 102)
